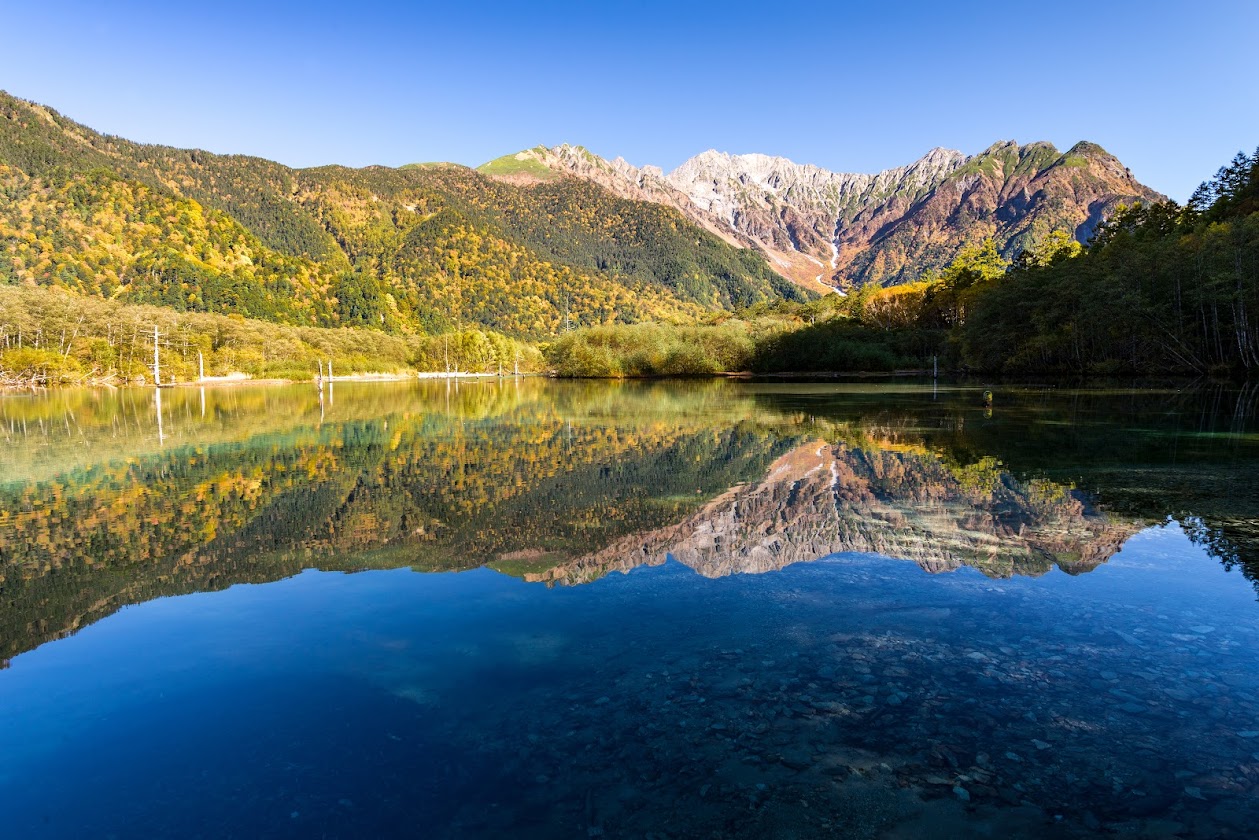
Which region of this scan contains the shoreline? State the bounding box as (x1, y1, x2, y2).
(719, 369, 932, 379)
(2, 369, 1221, 393)
(1, 370, 542, 392)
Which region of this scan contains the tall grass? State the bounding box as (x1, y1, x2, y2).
(546, 323, 757, 377)
(545, 318, 940, 377)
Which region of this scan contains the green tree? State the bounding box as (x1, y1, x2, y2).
(921, 239, 1008, 327)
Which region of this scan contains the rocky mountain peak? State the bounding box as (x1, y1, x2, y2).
(980, 139, 1021, 155)
(1067, 140, 1110, 158)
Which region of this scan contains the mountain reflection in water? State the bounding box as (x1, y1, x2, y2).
(532, 438, 1136, 585)
(2, 379, 1258, 662)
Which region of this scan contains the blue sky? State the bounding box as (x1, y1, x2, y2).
(1, 0, 1255, 201)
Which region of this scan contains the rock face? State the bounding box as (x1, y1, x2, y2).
(665, 148, 965, 288)
(826, 140, 1162, 288)
(525, 439, 1141, 586)
(490, 140, 1163, 291)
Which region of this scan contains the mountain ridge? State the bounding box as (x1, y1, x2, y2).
(483, 139, 1163, 289)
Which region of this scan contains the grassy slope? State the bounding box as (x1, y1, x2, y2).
(476, 150, 561, 181)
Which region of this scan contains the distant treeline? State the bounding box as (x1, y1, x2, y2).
(549, 147, 1259, 378)
(0, 285, 543, 386)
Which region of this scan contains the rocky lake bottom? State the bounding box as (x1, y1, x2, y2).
(4, 526, 1259, 838)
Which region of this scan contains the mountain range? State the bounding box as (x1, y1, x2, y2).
(0, 90, 1162, 337)
(480, 140, 1164, 291)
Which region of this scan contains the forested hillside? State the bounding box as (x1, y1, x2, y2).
(958, 148, 1259, 374)
(0, 91, 803, 342)
(549, 148, 1259, 377)
(780, 147, 1259, 375)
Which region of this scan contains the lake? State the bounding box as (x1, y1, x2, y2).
(2, 379, 1258, 838)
